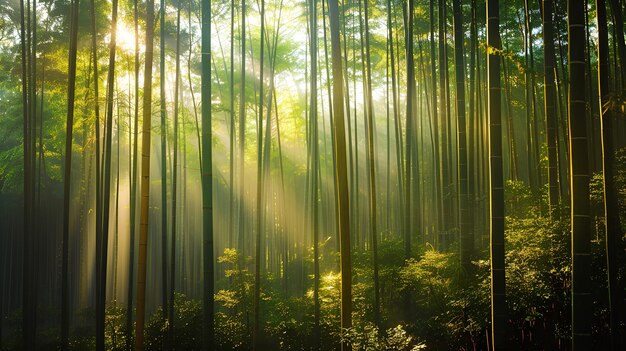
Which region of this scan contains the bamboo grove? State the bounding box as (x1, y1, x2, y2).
(0, 0, 625, 349)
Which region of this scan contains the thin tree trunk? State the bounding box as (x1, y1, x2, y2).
(31, 2, 38, 311)
(265, 0, 285, 296)
(402, 0, 416, 321)
(350, 4, 359, 251)
(608, 0, 626, 87)
(31, 0, 37, 240)
(20, 0, 35, 347)
(89, 0, 103, 320)
(418, 39, 433, 243)
(385, 23, 391, 234)
(522, 0, 533, 187)
(525, 0, 541, 189)
(476, 7, 488, 243)
(180, 106, 187, 292)
(554, 0, 570, 201)
(36, 14, 48, 250)
(74, 8, 90, 313)
(188, 11, 201, 171)
(272, 88, 288, 295)
(584, 0, 598, 175)
(322, 0, 339, 243)
(501, 53, 518, 181)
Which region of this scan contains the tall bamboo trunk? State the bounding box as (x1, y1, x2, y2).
(159, 0, 169, 327)
(357, 0, 365, 250)
(567, 0, 591, 348)
(429, 0, 443, 235)
(362, 0, 380, 327)
(328, 1, 351, 349)
(468, 0, 477, 259)
(168, 4, 182, 344)
(527, 0, 541, 190)
(438, 0, 451, 242)
(252, 1, 266, 349)
(201, 0, 215, 348)
(543, 0, 559, 212)
(501, 51, 518, 181)
(596, 1, 625, 348)
(453, 0, 472, 271)
(405, 0, 415, 262)
(321, 0, 339, 244)
(113, 106, 120, 306)
(403, 0, 416, 322)
(97, 0, 118, 347)
(307, 0, 321, 348)
(126, 0, 139, 346)
(386, 0, 404, 239)
(238, 0, 247, 262)
(134, 0, 155, 347)
(229, 0, 236, 250)
(61, 0, 80, 346)
(487, 0, 506, 347)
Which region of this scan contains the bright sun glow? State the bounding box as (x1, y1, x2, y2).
(115, 21, 140, 53)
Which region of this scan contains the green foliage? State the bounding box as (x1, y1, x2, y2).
(590, 173, 605, 210)
(144, 294, 203, 351)
(504, 214, 569, 336)
(399, 248, 467, 347)
(447, 267, 490, 349)
(214, 248, 254, 349)
(400, 249, 456, 309)
(342, 323, 426, 351)
(616, 148, 626, 229)
(505, 179, 539, 218)
(0, 145, 23, 192)
(104, 306, 129, 351)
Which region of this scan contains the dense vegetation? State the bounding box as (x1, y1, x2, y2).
(0, 0, 625, 350)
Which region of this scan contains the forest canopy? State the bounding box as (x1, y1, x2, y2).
(0, 0, 626, 350)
